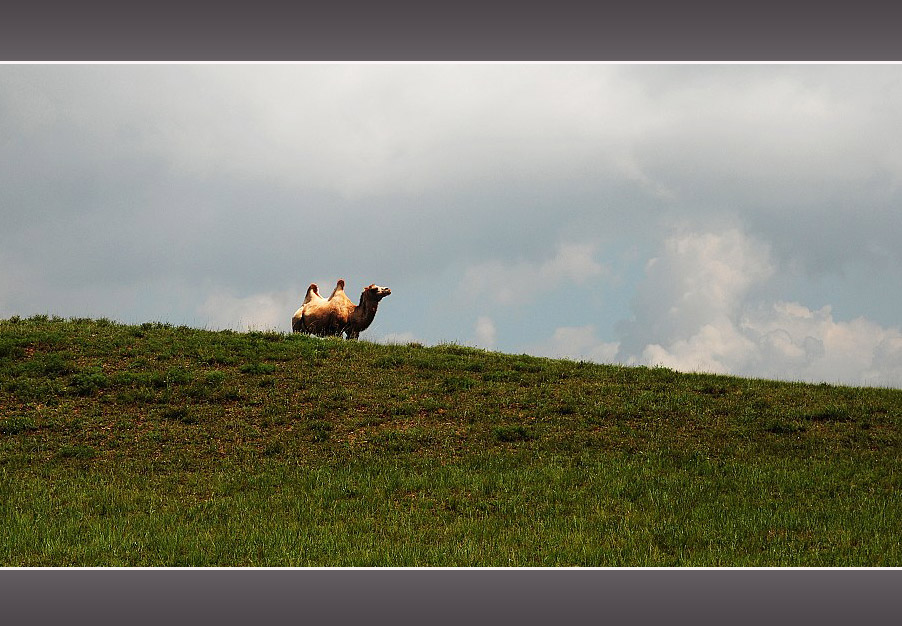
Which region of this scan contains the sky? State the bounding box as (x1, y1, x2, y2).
(2, 63, 902, 388)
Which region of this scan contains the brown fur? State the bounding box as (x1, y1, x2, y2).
(291, 283, 330, 334)
(326, 279, 356, 327)
(342, 284, 392, 340)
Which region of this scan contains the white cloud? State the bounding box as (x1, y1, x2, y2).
(741, 302, 902, 387)
(460, 242, 608, 306)
(197, 288, 302, 333)
(618, 228, 902, 387)
(617, 228, 773, 358)
(473, 316, 498, 349)
(866, 337, 902, 387)
(638, 319, 758, 376)
(5, 65, 649, 201)
(530, 325, 620, 363)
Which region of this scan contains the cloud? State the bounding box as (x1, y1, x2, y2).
(617, 228, 902, 387)
(460, 242, 608, 306)
(529, 325, 620, 363)
(637, 321, 756, 376)
(0, 65, 654, 203)
(866, 337, 902, 387)
(473, 316, 498, 349)
(741, 302, 902, 387)
(616, 228, 774, 359)
(197, 288, 301, 332)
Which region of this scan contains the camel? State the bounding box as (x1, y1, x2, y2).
(291, 279, 391, 339)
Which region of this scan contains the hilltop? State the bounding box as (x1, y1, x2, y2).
(2, 315, 901, 566)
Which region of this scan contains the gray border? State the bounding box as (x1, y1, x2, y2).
(2, 2, 902, 60)
(2, 569, 900, 625)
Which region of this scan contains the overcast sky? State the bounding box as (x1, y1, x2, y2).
(2, 63, 901, 388)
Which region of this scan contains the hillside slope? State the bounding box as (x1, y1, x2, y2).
(2, 316, 901, 566)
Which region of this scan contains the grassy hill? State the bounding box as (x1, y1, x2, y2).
(2, 315, 901, 566)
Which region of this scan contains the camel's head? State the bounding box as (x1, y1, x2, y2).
(364, 284, 392, 301)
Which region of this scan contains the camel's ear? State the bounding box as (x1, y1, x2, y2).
(336, 279, 345, 290)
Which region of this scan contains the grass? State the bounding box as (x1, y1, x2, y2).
(1, 315, 901, 566)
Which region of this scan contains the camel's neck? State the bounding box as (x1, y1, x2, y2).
(351, 294, 380, 330)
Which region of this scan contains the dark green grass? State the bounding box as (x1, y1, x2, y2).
(2, 315, 901, 566)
